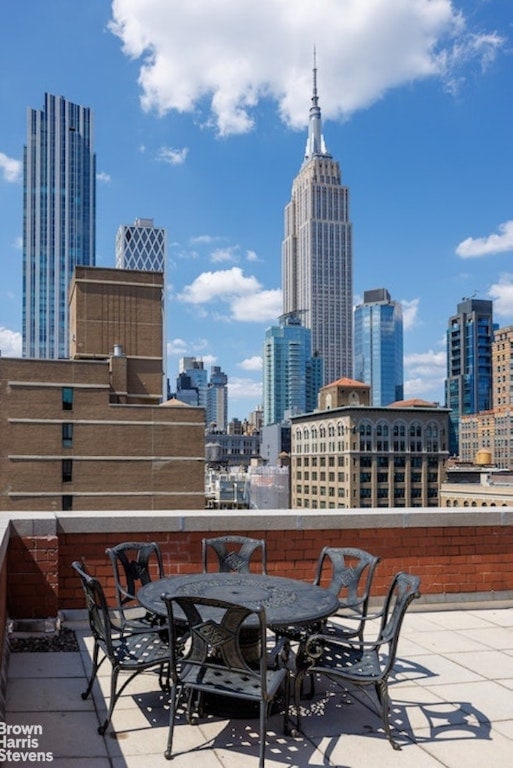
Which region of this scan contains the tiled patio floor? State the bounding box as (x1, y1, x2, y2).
(4, 605, 513, 767)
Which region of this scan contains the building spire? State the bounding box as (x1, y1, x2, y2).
(304, 47, 330, 162)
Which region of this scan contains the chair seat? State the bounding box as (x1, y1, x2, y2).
(110, 629, 170, 668)
(309, 645, 381, 680)
(181, 663, 287, 701)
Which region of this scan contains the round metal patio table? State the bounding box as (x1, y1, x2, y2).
(138, 571, 339, 630)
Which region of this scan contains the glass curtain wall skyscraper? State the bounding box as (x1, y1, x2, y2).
(445, 298, 494, 456)
(282, 58, 352, 386)
(175, 357, 208, 408)
(207, 365, 228, 432)
(22, 93, 96, 359)
(354, 288, 404, 406)
(263, 311, 323, 425)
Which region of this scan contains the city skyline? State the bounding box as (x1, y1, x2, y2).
(1, 1, 512, 420)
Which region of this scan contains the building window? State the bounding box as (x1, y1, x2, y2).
(62, 423, 73, 447)
(62, 495, 73, 511)
(62, 459, 73, 482)
(62, 387, 73, 410)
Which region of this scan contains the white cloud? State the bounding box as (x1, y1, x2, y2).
(177, 267, 282, 323)
(403, 348, 446, 401)
(238, 355, 263, 372)
(246, 250, 260, 262)
(228, 376, 263, 401)
(0, 327, 22, 356)
(167, 337, 188, 355)
(231, 289, 282, 322)
(404, 349, 446, 377)
(178, 267, 260, 304)
(178, 267, 281, 323)
(190, 234, 222, 245)
(401, 298, 420, 331)
(488, 274, 513, 319)
(456, 221, 513, 258)
(211, 246, 239, 264)
(0, 152, 22, 183)
(167, 337, 213, 359)
(96, 171, 111, 183)
(109, 0, 503, 136)
(157, 146, 189, 165)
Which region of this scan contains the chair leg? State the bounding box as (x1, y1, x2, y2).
(81, 641, 105, 700)
(165, 683, 178, 760)
(282, 671, 294, 736)
(98, 666, 120, 735)
(375, 680, 401, 750)
(294, 671, 304, 732)
(259, 700, 267, 768)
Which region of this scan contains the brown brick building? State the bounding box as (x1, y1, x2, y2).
(0, 267, 205, 511)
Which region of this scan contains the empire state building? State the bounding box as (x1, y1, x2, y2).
(282, 63, 353, 385)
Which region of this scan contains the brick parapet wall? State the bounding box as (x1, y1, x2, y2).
(5, 509, 513, 618)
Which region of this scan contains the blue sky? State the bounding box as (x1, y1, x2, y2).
(1, 0, 512, 420)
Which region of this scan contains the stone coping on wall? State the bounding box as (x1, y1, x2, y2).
(5, 506, 513, 536)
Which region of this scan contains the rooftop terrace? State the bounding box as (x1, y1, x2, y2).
(1, 507, 512, 766)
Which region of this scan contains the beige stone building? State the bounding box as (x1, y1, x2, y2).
(0, 267, 205, 512)
(290, 378, 449, 509)
(441, 462, 513, 507)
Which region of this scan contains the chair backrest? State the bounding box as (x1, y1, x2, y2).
(71, 560, 115, 655)
(313, 546, 381, 612)
(162, 593, 270, 696)
(106, 541, 165, 608)
(377, 571, 421, 672)
(202, 535, 267, 574)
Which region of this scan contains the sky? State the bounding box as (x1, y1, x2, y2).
(1, 0, 512, 420)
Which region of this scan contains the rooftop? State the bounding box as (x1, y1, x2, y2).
(5, 604, 512, 767)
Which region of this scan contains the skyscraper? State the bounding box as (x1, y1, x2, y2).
(354, 288, 404, 406)
(282, 58, 353, 385)
(445, 298, 494, 455)
(207, 365, 228, 432)
(263, 311, 323, 425)
(175, 357, 208, 407)
(116, 218, 166, 272)
(22, 93, 96, 359)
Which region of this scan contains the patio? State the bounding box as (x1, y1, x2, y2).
(4, 603, 513, 768)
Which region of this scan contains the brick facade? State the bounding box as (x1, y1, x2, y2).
(5, 510, 512, 619)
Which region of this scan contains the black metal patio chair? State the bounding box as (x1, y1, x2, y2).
(72, 560, 169, 735)
(202, 535, 267, 574)
(106, 541, 166, 632)
(313, 546, 382, 642)
(161, 592, 291, 767)
(294, 571, 421, 750)
(272, 546, 381, 680)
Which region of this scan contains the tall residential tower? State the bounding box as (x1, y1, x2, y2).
(445, 298, 494, 456)
(354, 288, 404, 406)
(282, 59, 352, 385)
(207, 365, 228, 432)
(263, 311, 322, 425)
(22, 93, 96, 359)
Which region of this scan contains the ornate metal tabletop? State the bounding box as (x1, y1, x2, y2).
(138, 572, 339, 628)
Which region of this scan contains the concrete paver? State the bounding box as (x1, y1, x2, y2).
(4, 606, 512, 767)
